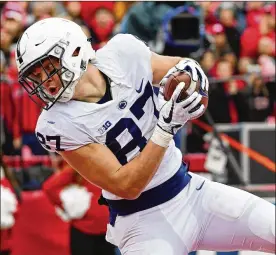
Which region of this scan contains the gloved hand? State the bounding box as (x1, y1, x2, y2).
(163, 58, 209, 92)
(151, 83, 204, 147)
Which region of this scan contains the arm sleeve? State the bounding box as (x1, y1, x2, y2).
(35, 112, 94, 152)
(110, 34, 151, 62)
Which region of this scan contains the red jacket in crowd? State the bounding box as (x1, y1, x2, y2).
(240, 27, 275, 58)
(43, 166, 110, 235)
(0, 78, 21, 139)
(12, 81, 41, 136)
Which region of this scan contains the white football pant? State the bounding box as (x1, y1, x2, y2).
(106, 173, 275, 255)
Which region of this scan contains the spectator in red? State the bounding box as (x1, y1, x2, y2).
(0, 28, 13, 66)
(80, 2, 115, 49)
(0, 51, 21, 155)
(246, 2, 266, 28)
(3, 49, 45, 156)
(0, 153, 20, 255)
(6, 50, 17, 82)
(244, 75, 274, 122)
(200, 50, 217, 77)
(1, 2, 26, 44)
(217, 3, 238, 27)
(240, 4, 275, 58)
(216, 59, 246, 93)
(12, 81, 46, 155)
(208, 60, 248, 123)
(216, 3, 241, 57)
(43, 157, 116, 255)
(80, 2, 114, 26)
(198, 2, 220, 32)
(60, 2, 91, 38)
(208, 23, 233, 58)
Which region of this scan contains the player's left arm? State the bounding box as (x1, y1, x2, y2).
(151, 52, 209, 92)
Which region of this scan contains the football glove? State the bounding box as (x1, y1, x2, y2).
(151, 83, 204, 147)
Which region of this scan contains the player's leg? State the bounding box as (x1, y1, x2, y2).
(106, 205, 189, 255)
(195, 180, 275, 253)
(105, 170, 224, 255)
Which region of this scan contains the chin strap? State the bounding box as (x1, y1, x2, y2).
(57, 79, 78, 102)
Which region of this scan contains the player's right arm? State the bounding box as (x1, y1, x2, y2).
(59, 139, 166, 200)
(59, 85, 204, 199)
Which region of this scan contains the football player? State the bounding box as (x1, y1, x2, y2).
(15, 18, 275, 255)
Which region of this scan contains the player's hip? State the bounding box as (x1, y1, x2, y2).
(105, 162, 194, 226)
(105, 172, 209, 250)
(106, 174, 275, 254)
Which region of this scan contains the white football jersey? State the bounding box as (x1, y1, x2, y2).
(36, 34, 182, 199)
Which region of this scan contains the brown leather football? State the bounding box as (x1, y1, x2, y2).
(163, 71, 208, 118)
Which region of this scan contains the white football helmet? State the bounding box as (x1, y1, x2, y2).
(15, 17, 95, 110)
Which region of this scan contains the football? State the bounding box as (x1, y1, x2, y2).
(163, 71, 208, 117)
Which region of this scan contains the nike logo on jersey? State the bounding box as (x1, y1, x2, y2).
(163, 101, 174, 123)
(196, 180, 205, 191)
(136, 79, 144, 93)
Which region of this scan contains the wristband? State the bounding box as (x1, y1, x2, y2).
(150, 125, 173, 148)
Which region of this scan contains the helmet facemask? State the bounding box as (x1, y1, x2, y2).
(18, 44, 76, 110)
(16, 18, 96, 110)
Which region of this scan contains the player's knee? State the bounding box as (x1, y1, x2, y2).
(248, 198, 275, 244)
(203, 182, 253, 220)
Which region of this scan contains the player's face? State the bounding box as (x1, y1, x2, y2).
(28, 56, 62, 96)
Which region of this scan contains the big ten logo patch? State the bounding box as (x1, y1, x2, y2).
(98, 121, 112, 135)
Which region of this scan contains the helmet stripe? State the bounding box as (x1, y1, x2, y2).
(16, 35, 23, 64)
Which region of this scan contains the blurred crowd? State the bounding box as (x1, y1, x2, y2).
(1, 1, 275, 156)
(0, 2, 275, 255)
(199, 2, 275, 123)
